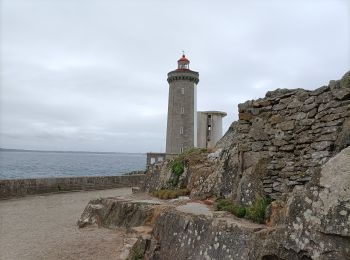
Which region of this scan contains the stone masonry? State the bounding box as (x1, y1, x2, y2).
(218, 71, 350, 200)
(166, 56, 199, 154)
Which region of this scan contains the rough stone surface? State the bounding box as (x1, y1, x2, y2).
(77, 197, 162, 229)
(82, 147, 350, 260)
(282, 146, 350, 259)
(214, 71, 349, 202)
(141, 149, 221, 200)
(143, 70, 349, 204)
(77, 71, 350, 260)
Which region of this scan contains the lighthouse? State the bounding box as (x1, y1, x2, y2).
(165, 54, 199, 154)
(146, 54, 226, 166)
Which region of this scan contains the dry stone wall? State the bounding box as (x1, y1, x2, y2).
(218, 71, 350, 200)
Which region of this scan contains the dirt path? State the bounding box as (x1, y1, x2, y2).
(0, 188, 133, 260)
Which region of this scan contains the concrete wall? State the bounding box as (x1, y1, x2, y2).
(197, 112, 207, 148)
(197, 111, 226, 148)
(0, 174, 145, 199)
(166, 70, 199, 154)
(146, 152, 166, 166)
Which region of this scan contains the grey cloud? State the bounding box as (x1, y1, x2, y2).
(0, 0, 349, 152)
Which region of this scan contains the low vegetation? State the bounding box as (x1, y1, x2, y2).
(168, 148, 208, 188)
(178, 147, 208, 158)
(152, 189, 190, 200)
(215, 196, 271, 224)
(216, 198, 246, 218)
(246, 196, 272, 224)
(127, 247, 144, 260)
(168, 160, 184, 187)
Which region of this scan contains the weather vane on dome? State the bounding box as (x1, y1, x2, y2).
(182, 50, 185, 56)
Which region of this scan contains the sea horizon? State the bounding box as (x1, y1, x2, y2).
(0, 148, 147, 180)
(0, 147, 147, 155)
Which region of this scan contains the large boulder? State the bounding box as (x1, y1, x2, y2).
(77, 197, 162, 229)
(283, 146, 350, 259)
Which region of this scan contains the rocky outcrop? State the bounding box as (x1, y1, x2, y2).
(78, 71, 350, 260)
(77, 197, 163, 229)
(143, 71, 350, 205)
(282, 146, 350, 259)
(139, 209, 299, 260)
(142, 149, 221, 200)
(79, 146, 350, 260)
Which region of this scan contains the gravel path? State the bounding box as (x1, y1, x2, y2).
(0, 188, 133, 260)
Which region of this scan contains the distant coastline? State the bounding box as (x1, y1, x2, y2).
(0, 148, 145, 155)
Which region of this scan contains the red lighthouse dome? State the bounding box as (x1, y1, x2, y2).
(177, 54, 190, 70)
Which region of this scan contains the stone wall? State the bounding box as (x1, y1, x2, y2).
(218, 71, 350, 200)
(142, 71, 350, 204)
(0, 174, 145, 199)
(78, 147, 350, 259)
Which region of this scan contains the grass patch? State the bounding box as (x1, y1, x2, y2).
(127, 248, 144, 260)
(152, 189, 190, 200)
(179, 147, 208, 158)
(246, 196, 272, 224)
(215, 196, 271, 223)
(234, 206, 247, 218)
(216, 198, 246, 218)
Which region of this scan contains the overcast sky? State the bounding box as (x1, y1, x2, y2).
(0, 0, 349, 153)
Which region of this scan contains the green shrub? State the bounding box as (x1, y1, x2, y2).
(246, 196, 272, 224)
(128, 248, 143, 260)
(170, 160, 184, 176)
(216, 198, 233, 211)
(168, 160, 185, 187)
(233, 206, 246, 218)
(215, 198, 247, 218)
(152, 189, 190, 200)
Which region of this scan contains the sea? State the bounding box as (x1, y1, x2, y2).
(0, 149, 146, 180)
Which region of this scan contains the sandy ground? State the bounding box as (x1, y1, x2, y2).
(0, 188, 134, 260)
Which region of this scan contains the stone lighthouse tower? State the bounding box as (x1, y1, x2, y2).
(165, 54, 199, 154)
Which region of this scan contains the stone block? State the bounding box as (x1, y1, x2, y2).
(332, 88, 350, 100)
(239, 112, 254, 121)
(311, 141, 333, 151)
(287, 99, 303, 109)
(270, 114, 283, 124)
(307, 108, 318, 118)
(273, 139, 288, 147)
(302, 102, 317, 112)
(278, 120, 295, 131)
(279, 144, 295, 151)
(272, 103, 287, 111)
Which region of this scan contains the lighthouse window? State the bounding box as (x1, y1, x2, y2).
(181, 107, 184, 114)
(181, 88, 185, 94)
(180, 127, 183, 134)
